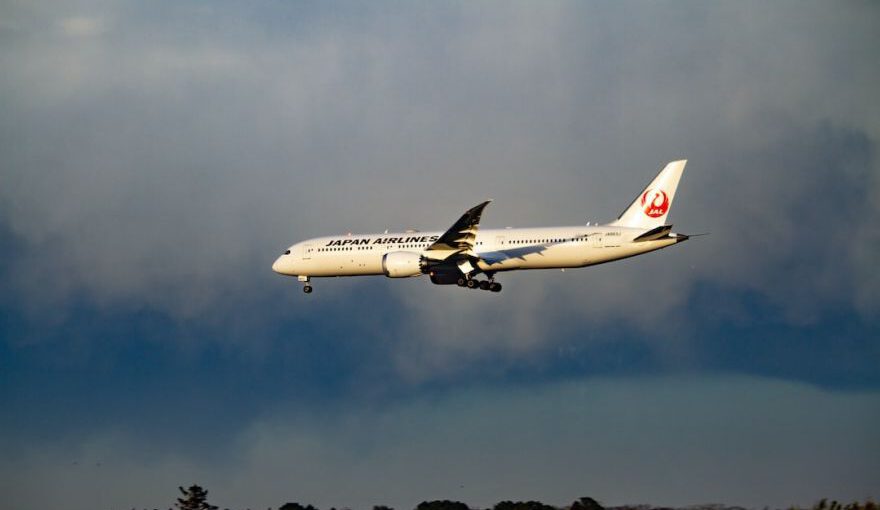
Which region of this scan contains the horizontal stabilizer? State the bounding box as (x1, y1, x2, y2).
(633, 225, 674, 242)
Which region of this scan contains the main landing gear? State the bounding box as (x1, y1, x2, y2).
(298, 275, 312, 294)
(456, 276, 502, 292)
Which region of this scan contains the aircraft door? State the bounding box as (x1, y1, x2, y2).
(302, 244, 313, 260)
(495, 236, 506, 250)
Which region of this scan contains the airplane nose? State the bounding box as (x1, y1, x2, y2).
(272, 256, 283, 274)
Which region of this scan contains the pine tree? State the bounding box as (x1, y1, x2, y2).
(175, 484, 219, 510)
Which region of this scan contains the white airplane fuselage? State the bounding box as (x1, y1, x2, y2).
(272, 160, 692, 293)
(272, 226, 683, 278)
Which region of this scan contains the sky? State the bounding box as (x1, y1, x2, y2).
(1, 1, 879, 509)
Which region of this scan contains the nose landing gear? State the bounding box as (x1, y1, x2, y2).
(298, 275, 313, 294)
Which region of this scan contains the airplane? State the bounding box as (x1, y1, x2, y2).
(273, 160, 691, 294)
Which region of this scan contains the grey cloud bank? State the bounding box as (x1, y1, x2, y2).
(2, 2, 878, 326)
(2, 374, 878, 510)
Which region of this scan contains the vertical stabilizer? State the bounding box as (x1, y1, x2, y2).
(610, 160, 687, 229)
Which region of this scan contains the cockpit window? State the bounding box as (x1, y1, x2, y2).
(284, 249, 291, 255)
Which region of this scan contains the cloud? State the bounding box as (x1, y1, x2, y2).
(1, 1, 878, 375)
(57, 15, 106, 38)
(2, 374, 878, 510)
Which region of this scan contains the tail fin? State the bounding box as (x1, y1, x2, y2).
(610, 159, 687, 229)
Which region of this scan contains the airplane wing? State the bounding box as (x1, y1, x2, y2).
(425, 200, 491, 260)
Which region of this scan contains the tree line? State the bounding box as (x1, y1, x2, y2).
(160, 484, 876, 510)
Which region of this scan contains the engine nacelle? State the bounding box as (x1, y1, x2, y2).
(382, 251, 425, 278)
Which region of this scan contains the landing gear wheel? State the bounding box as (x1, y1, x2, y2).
(489, 282, 502, 292)
(479, 280, 491, 290)
(303, 285, 313, 294)
(456, 277, 467, 287)
(465, 279, 478, 289)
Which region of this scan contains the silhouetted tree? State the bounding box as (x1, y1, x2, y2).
(494, 501, 558, 510)
(175, 485, 218, 510)
(416, 500, 470, 510)
(279, 504, 319, 510)
(570, 497, 604, 510)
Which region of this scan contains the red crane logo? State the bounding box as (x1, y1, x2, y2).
(641, 189, 669, 218)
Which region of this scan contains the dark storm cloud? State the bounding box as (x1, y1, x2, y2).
(2, 0, 879, 384)
(2, 1, 876, 334)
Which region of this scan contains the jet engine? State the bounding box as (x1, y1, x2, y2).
(382, 251, 425, 278)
